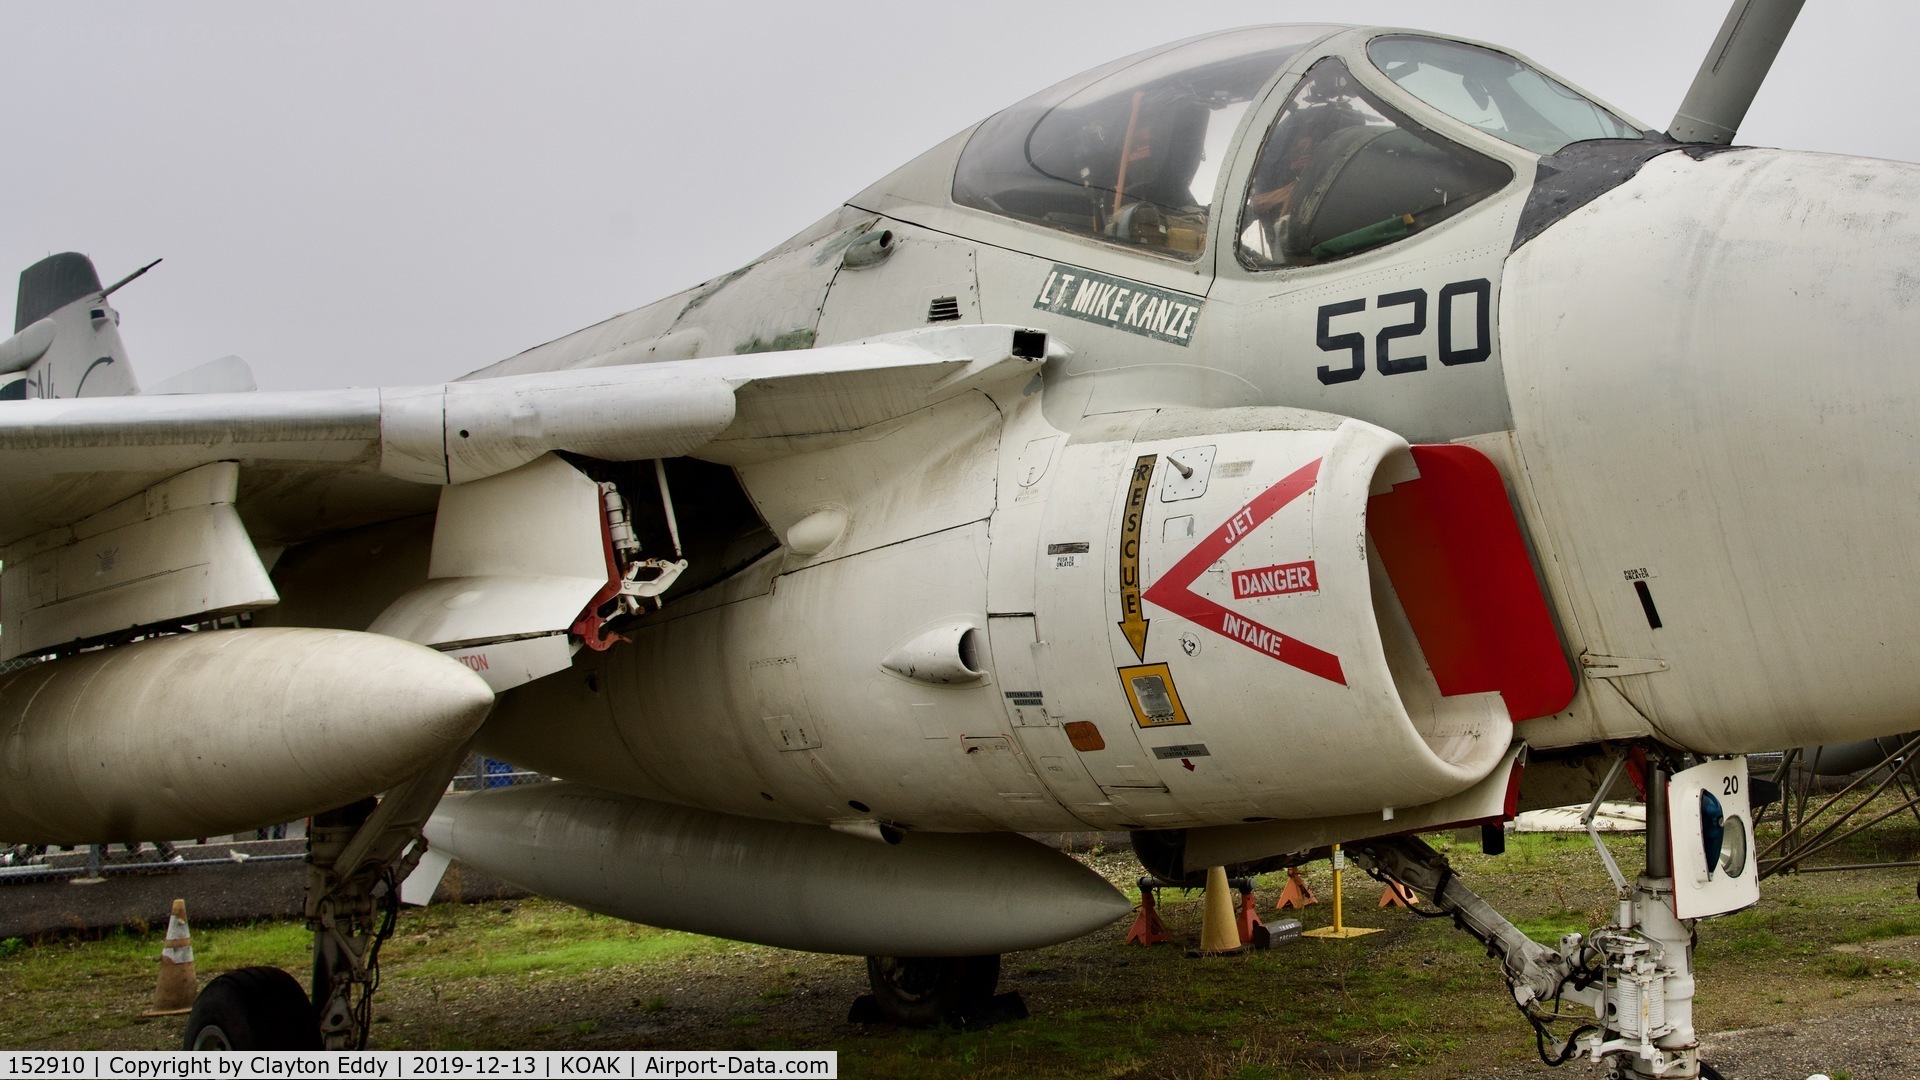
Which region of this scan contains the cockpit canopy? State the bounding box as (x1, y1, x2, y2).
(1236, 56, 1512, 268)
(952, 27, 1336, 260)
(952, 25, 1646, 264)
(1367, 36, 1639, 155)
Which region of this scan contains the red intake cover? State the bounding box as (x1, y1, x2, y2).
(1367, 445, 1574, 722)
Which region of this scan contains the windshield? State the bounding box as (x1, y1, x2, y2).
(954, 26, 1340, 259)
(1367, 36, 1640, 156)
(1238, 58, 1510, 268)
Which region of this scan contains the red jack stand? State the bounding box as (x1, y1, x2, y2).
(1275, 867, 1318, 910)
(1125, 878, 1168, 946)
(1379, 880, 1419, 908)
(1234, 882, 1259, 945)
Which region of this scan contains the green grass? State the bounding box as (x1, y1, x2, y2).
(1836, 913, 1920, 943)
(401, 931, 723, 981)
(382, 903, 735, 983)
(6, 824, 1920, 1077)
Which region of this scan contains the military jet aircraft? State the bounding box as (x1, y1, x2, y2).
(1, 1, 1907, 1074)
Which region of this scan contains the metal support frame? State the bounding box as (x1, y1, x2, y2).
(1757, 734, 1920, 878)
(597, 474, 688, 615)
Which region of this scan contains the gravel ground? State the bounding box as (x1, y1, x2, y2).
(1703, 1003, 1920, 1079)
(365, 950, 1920, 1079)
(1476, 998, 1920, 1079)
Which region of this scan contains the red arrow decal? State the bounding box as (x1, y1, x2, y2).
(1141, 458, 1346, 685)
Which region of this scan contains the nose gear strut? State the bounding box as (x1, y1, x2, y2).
(1349, 752, 1723, 1079)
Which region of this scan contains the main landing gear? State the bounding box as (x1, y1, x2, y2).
(851, 954, 1027, 1028)
(182, 748, 471, 1051)
(183, 967, 319, 1050)
(1351, 750, 1743, 1080)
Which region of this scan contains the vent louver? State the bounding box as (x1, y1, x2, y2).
(927, 296, 961, 322)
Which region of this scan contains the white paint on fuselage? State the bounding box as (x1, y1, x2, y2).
(1504, 147, 1920, 754)
(474, 31, 1920, 834)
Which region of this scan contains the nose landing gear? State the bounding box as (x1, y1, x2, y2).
(1351, 751, 1752, 1079)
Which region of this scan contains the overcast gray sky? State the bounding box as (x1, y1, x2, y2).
(5, 2, 1914, 392)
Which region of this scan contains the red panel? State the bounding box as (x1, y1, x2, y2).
(1366, 445, 1574, 722)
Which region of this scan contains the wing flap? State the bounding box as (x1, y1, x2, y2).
(369, 455, 609, 691)
(1, 462, 278, 660)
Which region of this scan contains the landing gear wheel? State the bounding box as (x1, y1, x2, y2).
(865, 956, 960, 1026)
(862, 955, 1001, 1026)
(183, 966, 320, 1050)
(956, 954, 1001, 1004)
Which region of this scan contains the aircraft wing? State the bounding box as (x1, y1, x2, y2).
(0, 323, 1046, 664)
(0, 323, 1045, 550)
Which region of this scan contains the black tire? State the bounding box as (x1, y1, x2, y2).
(183, 966, 320, 1050)
(957, 954, 1000, 1002)
(864, 955, 1001, 1027)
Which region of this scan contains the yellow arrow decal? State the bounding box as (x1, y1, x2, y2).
(1118, 454, 1155, 661)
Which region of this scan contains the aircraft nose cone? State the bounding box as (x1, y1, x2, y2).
(1503, 147, 1920, 752)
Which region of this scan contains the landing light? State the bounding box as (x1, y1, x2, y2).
(1669, 758, 1760, 919)
(1719, 813, 1749, 878)
(1700, 790, 1725, 880)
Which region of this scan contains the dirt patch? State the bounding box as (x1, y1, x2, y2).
(1833, 933, 1920, 955)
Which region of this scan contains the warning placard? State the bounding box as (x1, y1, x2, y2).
(1118, 663, 1192, 728)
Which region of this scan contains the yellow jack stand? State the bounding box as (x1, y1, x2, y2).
(1301, 845, 1381, 940)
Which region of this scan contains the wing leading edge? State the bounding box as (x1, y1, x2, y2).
(0, 324, 1047, 660)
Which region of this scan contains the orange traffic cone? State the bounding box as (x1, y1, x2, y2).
(1125, 884, 1168, 946)
(144, 898, 198, 1015)
(1234, 883, 1259, 944)
(1275, 867, 1318, 910)
(1379, 880, 1418, 908)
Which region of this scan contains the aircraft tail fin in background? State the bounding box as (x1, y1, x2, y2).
(1, 252, 151, 400)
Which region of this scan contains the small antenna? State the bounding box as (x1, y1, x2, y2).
(100, 257, 163, 299)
